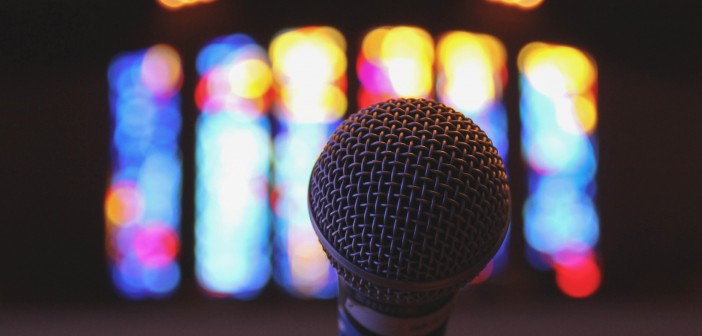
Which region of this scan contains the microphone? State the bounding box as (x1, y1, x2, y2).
(308, 98, 511, 336)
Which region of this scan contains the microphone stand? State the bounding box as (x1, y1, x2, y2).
(336, 279, 453, 336)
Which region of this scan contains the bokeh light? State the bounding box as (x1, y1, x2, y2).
(437, 31, 510, 284)
(106, 44, 183, 298)
(195, 34, 273, 299)
(270, 26, 346, 298)
(554, 250, 601, 298)
(519, 42, 600, 298)
(487, 0, 544, 10)
(157, 0, 215, 10)
(358, 26, 434, 107)
(270, 26, 347, 123)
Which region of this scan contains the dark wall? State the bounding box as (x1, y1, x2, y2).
(1, 0, 701, 302)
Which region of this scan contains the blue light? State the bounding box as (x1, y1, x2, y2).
(272, 123, 339, 299)
(524, 177, 599, 254)
(143, 262, 181, 295)
(196, 34, 257, 74)
(195, 114, 272, 297)
(106, 45, 183, 299)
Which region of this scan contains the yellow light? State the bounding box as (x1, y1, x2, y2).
(385, 58, 433, 97)
(381, 26, 434, 64)
(280, 85, 347, 122)
(313, 26, 347, 53)
(228, 58, 272, 99)
(361, 27, 390, 62)
(519, 42, 596, 97)
(572, 95, 597, 134)
(270, 26, 347, 122)
(271, 28, 346, 86)
(437, 31, 505, 112)
(288, 230, 331, 295)
(375, 26, 434, 97)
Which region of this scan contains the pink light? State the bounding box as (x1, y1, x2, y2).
(133, 224, 179, 268)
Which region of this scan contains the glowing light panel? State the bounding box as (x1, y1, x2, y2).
(106, 44, 183, 298)
(437, 31, 510, 284)
(270, 26, 346, 298)
(195, 34, 273, 298)
(519, 42, 600, 298)
(358, 26, 434, 107)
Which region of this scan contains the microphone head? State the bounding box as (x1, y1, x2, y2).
(309, 98, 510, 304)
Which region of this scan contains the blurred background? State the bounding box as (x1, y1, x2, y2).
(1, 0, 701, 334)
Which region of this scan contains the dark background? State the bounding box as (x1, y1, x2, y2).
(1, 0, 701, 333)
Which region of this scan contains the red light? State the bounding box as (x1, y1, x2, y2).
(554, 253, 601, 298)
(194, 74, 209, 110)
(470, 261, 494, 285)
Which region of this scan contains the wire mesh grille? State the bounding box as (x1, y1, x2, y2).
(309, 98, 510, 303)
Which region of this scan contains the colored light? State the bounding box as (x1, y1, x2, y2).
(270, 26, 347, 123)
(358, 26, 434, 107)
(554, 251, 601, 298)
(520, 42, 600, 298)
(141, 45, 183, 96)
(228, 58, 273, 98)
(519, 43, 596, 97)
(195, 34, 273, 298)
(487, 0, 544, 10)
(270, 26, 345, 298)
(133, 223, 180, 268)
(157, 0, 215, 10)
(105, 182, 144, 226)
(437, 31, 510, 283)
(107, 44, 183, 298)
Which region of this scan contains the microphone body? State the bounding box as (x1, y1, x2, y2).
(336, 280, 452, 335)
(309, 98, 510, 336)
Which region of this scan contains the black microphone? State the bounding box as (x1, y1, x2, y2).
(308, 98, 511, 335)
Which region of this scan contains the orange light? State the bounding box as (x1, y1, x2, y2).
(105, 183, 144, 226)
(488, 0, 544, 10)
(157, 0, 215, 10)
(141, 44, 182, 97)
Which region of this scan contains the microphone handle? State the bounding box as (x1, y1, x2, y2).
(336, 278, 453, 336)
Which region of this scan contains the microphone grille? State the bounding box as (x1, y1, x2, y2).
(309, 98, 510, 303)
